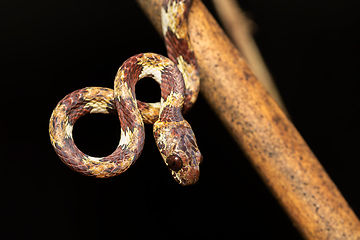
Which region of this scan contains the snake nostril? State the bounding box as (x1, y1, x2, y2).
(135, 77, 161, 103)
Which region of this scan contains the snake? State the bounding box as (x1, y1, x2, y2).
(49, 0, 202, 186)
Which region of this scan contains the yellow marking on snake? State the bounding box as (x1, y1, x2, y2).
(119, 127, 133, 148)
(137, 54, 169, 70)
(85, 99, 110, 114)
(137, 54, 169, 84)
(163, 92, 183, 108)
(87, 156, 103, 163)
(64, 120, 73, 138)
(158, 91, 183, 117)
(117, 82, 132, 100)
(161, 0, 187, 40)
(139, 66, 162, 84)
(176, 55, 196, 92)
(114, 69, 125, 91)
(49, 104, 68, 148)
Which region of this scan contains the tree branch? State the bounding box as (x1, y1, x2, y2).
(212, 0, 288, 115)
(136, 0, 360, 238)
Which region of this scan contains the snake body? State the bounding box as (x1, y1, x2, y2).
(49, 0, 201, 186)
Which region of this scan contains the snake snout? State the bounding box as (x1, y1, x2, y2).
(178, 166, 200, 186)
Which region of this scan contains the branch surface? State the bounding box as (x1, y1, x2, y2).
(212, 0, 288, 115)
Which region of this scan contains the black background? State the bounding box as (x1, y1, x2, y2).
(1, 0, 359, 239)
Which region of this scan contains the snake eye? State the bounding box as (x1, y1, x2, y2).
(166, 155, 183, 172)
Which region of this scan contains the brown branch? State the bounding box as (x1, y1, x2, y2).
(135, 0, 360, 239)
(212, 0, 289, 116)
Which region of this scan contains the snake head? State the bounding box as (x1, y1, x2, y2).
(153, 119, 202, 186)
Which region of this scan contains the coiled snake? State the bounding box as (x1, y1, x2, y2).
(49, 0, 202, 186)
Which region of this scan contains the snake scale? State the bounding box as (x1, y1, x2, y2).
(49, 0, 202, 186)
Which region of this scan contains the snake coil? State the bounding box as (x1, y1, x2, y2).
(49, 0, 202, 186)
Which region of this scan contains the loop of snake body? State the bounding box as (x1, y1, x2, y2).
(49, 0, 202, 186)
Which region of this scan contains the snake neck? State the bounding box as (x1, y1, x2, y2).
(158, 67, 185, 123)
(162, 0, 199, 114)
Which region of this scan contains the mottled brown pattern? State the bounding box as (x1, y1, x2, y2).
(49, 0, 201, 185)
(162, 0, 199, 113)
